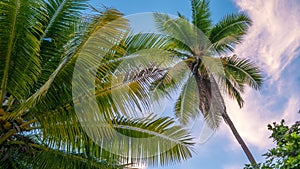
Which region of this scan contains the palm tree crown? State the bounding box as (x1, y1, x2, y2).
(128, 0, 263, 164)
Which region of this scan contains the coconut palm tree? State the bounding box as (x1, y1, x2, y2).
(126, 0, 263, 165)
(0, 0, 194, 168)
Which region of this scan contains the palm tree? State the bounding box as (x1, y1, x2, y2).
(0, 0, 194, 168)
(127, 0, 262, 165)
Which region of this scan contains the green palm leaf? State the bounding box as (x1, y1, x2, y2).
(33, 148, 122, 169)
(124, 32, 170, 52)
(33, 113, 194, 167)
(154, 13, 211, 56)
(209, 14, 252, 54)
(37, 0, 89, 88)
(221, 55, 263, 90)
(103, 115, 194, 166)
(175, 75, 200, 125)
(38, 56, 170, 143)
(3, 140, 123, 169)
(153, 13, 195, 51)
(8, 8, 128, 121)
(191, 0, 212, 35)
(0, 0, 45, 102)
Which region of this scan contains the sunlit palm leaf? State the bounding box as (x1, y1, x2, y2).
(9, 8, 128, 121)
(191, 0, 212, 35)
(221, 55, 263, 90)
(153, 13, 197, 51)
(209, 14, 252, 54)
(37, 0, 89, 88)
(103, 115, 194, 166)
(34, 113, 194, 166)
(124, 32, 170, 53)
(175, 75, 200, 125)
(0, 0, 44, 102)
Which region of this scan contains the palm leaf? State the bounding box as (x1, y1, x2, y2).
(35, 115, 194, 167)
(0, 0, 45, 102)
(8, 8, 128, 121)
(154, 12, 213, 57)
(209, 14, 252, 54)
(150, 59, 191, 102)
(221, 55, 263, 90)
(2, 140, 123, 169)
(32, 148, 122, 169)
(217, 55, 263, 108)
(175, 75, 200, 125)
(124, 32, 170, 53)
(191, 0, 212, 35)
(223, 75, 244, 108)
(32, 54, 171, 148)
(102, 115, 194, 166)
(153, 13, 196, 51)
(36, 0, 89, 88)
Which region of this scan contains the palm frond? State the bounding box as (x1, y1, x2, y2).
(32, 148, 122, 169)
(191, 0, 212, 35)
(29, 97, 195, 166)
(34, 0, 95, 95)
(34, 58, 170, 148)
(209, 14, 252, 54)
(35, 114, 194, 167)
(175, 75, 200, 125)
(3, 140, 123, 169)
(94, 58, 168, 118)
(153, 13, 194, 51)
(8, 8, 128, 121)
(223, 75, 244, 108)
(150, 59, 191, 103)
(221, 55, 263, 91)
(124, 32, 170, 53)
(104, 115, 194, 166)
(153, 13, 211, 54)
(0, 0, 45, 102)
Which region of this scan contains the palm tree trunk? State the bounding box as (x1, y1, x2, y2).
(191, 60, 257, 164)
(222, 112, 257, 165)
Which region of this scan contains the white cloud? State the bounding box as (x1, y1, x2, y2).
(219, 91, 275, 150)
(282, 96, 300, 125)
(235, 0, 300, 81)
(219, 0, 300, 151)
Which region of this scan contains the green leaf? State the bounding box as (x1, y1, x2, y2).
(175, 75, 200, 125)
(209, 14, 252, 54)
(0, 0, 45, 102)
(191, 0, 212, 35)
(221, 55, 263, 91)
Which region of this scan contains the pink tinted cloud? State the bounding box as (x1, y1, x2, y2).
(219, 0, 300, 150)
(235, 0, 300, 80)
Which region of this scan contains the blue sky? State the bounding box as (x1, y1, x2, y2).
(91, 0, 300, 168)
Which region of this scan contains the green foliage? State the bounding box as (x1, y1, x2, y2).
(0, 0, 262, 168)
(245, 120, 300, 169)
(221, 55, 263, 107)
(0, 0, 194, 168)
(148, 1, 261, 164)
(151, 0, 262, 129)
(191, 0, 212, 34)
